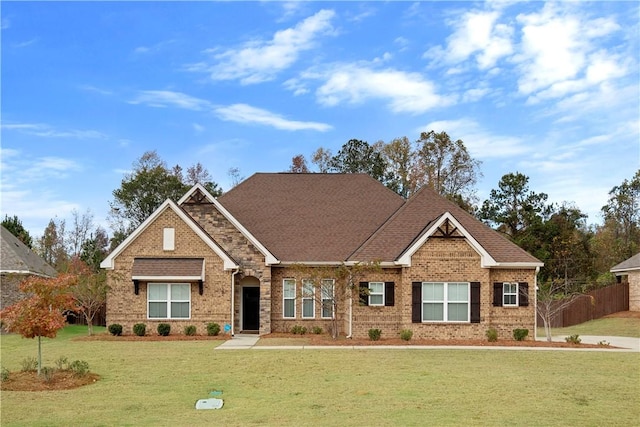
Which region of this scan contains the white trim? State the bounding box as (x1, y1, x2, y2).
(611, 266, 640, 274)
(283, 278, 296, 319)
(368, 281, 385, 306)
(420, 281, 470, 323)
(503, 282, 519, 307)
(178, 183, 279, 266)
(301, 279, 315, 319)
(132, 276, 202, 281)
(321, 279, 335, 319)
(100, 199, 238, 271)
(147, 283, 191, 320)
(163, 228, 175, 251)
(0, 270, 55, 278)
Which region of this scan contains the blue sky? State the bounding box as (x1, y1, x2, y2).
(1, 1, 639, 238)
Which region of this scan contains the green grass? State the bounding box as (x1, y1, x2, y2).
(539, 316, 640, 338)
(1, 326, 638, 426)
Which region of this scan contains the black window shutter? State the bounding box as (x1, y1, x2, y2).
(493, 283, 503, 306)
(384, 282, 395, 306)
(359, 282, 368, 306)
(518, 282, 529, 306)
(470, 282, 481, 323)
(412, 282, 421, 323)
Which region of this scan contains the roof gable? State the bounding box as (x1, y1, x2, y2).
(611, 253, 640, 273)
(0, 226, 57, 277)
(100, 199, 238, 270)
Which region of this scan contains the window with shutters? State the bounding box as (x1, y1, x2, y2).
(283, 279, 296, 318)
(493, 282, 529, 307)
(421, 282, 469, 322)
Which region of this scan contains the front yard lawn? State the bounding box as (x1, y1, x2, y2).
(1, 326, 638, 426)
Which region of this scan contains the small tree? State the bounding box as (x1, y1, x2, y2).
(0, 274, 78, 375)
(67, 258, 111, 336)
(536, 280, 593, 342)
(292, 262, 379, 339)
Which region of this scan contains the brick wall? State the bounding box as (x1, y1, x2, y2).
(106, 207, 232, 335)
(628, 271, 640, 311)
(0, 273, 29, 311)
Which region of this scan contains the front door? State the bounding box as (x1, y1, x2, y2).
(242, 287, 260, 331)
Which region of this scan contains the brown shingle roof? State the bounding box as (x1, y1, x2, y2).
(132, 258, 204, 278)
(217, 173, 405, 262)
(350, 185, 541, 264)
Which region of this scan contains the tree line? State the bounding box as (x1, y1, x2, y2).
(4, 133, 639, 294)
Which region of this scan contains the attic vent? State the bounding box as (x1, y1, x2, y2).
(434, 219, 461, 238)
(183, 189, 210, 205)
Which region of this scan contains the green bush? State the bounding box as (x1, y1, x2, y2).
(184, 325, 197, 336)
(69, 360, 90, 377)
(311, 326, 323, 334)
(54, 356, 69, 370)
(399, 329, 413, 341)
(21, 356, 38, 372)
(42, 366, 55, 383)
(513, 328, 529, 341)
(207, 322, 221, 336)
(368, 328, 382, 341)
(133, 323, 146, 337)
(1, 366, 9, 382)
(157, 323, 171, 336)
(486, 327, 498, 342)
(108, 324, 123, 336)
(565, 334, 581, 344)
(291, 325, 307, 335)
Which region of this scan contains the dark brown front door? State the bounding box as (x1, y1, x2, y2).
(242, 287, 260, 331)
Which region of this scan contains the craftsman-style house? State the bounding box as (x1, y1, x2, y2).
(101, 173, 542, 339)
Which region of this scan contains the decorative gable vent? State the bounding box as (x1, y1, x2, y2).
(182, 188, 211, 205)
(432, 218, 463, 238)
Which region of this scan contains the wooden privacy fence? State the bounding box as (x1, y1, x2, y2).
(537, 283, 629, 328)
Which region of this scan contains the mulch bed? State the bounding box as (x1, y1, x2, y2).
(1, 371, 100, 392)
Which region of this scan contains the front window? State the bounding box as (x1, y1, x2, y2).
(302, 279, 315, 318)
(283, 279, 296, 318)
(368, 282, 384, 306)
(148, 283, 190, 319)
(503, 283, 518, 306)
(321, 279, 334, 319)
(422, 282, 469, 322)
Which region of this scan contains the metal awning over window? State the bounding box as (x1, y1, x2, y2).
(131, 258, 205, 282)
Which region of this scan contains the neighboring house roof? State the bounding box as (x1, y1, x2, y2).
(100, 199, 238, 270)
(610, 253, 640, 273)
(217, 173, 405, 263)
(216, 173, 541, 267)
(0, 225, 57, 277)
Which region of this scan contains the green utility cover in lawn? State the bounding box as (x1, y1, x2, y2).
(195, 398, 224, 410)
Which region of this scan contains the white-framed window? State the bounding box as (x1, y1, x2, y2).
(503, 283, 518, 307)
(302, 279, 315, 318)
(321, 279, 334, 319)
(368, 282, 384, 306)
(422, 282, 469, 322)
(283, 279, 296, 318)
(148, 283, 190, 319)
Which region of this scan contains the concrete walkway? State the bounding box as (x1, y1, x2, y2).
(215, 334, 639, 352)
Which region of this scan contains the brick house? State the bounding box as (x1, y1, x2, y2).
(1, 225, 57, 311)
(101, 173, 542, 340)
(611, 253, 640, 311)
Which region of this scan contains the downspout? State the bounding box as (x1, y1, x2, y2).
(534, 266, 539, 341)
(231, 268, 240, 337)
(346, 291, 353, 339)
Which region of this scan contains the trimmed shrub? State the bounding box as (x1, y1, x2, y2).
(108, 324, 123, 336)
(207, 322, 221, 336)
(368, 328, 382, 341)
(291, 325, 307, 335)
(565, 334, 581, 344)
(69, 360, 90, 377)
(486, 327, 498, 342)
(21, 356, 37, 372)
(133, 323, 146, 337)
(184, 325, 197, 336)
(513, 328, 529, 341)
(1, 367, 9, 382)
(311, 326, 323, 335)
(157, 323, 171, 336)
(400, 329, 413, 341)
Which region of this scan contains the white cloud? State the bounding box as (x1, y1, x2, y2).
(128, 90, 212, 111)
(214, 103, 332, 132)
(421, 118, 531, 159)
(198, 9, 336, 84)
(1, 123, 107, 139)
(308, 63, 453, 114)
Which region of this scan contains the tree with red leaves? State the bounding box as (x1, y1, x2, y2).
(0, 274, 78, 375)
